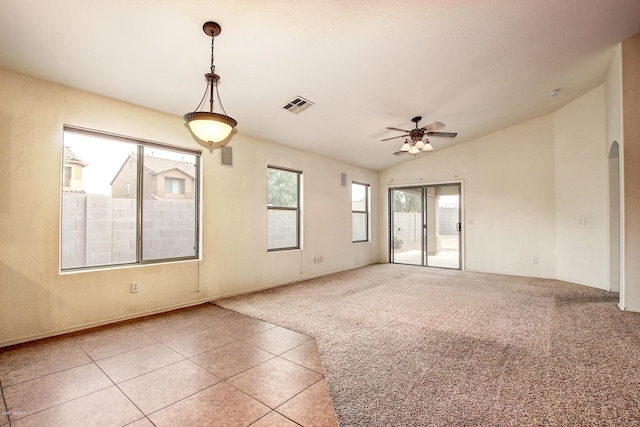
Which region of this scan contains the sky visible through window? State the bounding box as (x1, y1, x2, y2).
(439, 195, 458, 208)
(352, 183, 366, 202)
(64, 132, 192, 196)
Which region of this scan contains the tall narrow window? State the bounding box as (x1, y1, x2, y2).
(60, 127, 200, 270)
(352, 182, 369, 242)
(267, 166, 301, 251)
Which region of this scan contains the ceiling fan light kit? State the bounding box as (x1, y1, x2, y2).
(184, 21, 237, 147)
(383, 116, 457, 156)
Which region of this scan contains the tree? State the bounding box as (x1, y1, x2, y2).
(267, 168, 298, 207)
(392, 189, 422, 212)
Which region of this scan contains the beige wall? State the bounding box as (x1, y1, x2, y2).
(622, 33, 640, 311)
(0, 69, 378, 346)
(553, 86, 608, 288)
(379, 85, 610, 289)
(379, 114, 557, 279)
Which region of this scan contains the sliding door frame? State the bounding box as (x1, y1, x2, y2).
(388, 181, 464, 270)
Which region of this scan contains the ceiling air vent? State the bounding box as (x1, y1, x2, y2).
(283, 96, 314, 114)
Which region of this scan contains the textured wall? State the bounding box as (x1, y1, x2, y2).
(0, 69, 379, 346)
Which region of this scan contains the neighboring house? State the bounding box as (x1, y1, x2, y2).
(111, 154, 196, 199)
(62, 146, 88, 192)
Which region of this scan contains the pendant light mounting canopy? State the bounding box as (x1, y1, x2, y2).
(203, 21, 222, 37)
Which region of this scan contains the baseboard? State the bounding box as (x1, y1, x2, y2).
(619, 302, 640, 312)
(0, 296, 216, 348)
(213, 262, 378, 301)
(1, 262, 379, 348)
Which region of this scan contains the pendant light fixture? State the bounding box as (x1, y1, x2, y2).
(184, 21, 237, 147)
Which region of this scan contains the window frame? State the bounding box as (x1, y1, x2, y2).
(60, 125, 201, 272)
(267, 165, 302, 252)
(352, 181, 370, 243)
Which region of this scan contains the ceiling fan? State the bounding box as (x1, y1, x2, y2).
(382, 116, 457, 155)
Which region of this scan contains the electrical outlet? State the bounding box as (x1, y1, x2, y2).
(532, 258, 538, 264)
(131, 282, 139, 293)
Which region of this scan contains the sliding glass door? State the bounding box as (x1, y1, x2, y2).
(389, 184, 462, 269)
(390, 187, 424, 265)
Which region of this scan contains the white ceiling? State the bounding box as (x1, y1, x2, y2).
(1, 0, 639, 171)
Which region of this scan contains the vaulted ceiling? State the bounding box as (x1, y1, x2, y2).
(1, 0, 639, 170)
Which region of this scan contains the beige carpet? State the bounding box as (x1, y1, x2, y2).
(215, 264, 640, 426)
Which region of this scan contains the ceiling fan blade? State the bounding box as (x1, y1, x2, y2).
(393, 150, 407, 156)
(386, 127, 411, 132)
(381, 134, 409, 141)
(426, 131, 457, 138)
(421, 122, 445, 131)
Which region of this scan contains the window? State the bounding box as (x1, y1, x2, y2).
(63, 166, 72, 188)
(267, 166, 301, 251)
(60, 126, 200, 270)
(164, 177, 185, 195)
(352, 182, 369, 242)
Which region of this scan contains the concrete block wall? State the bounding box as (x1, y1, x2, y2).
(143, 199, 196, 259)
(61, 194, 195, 269)
(267, 209, 298, 249)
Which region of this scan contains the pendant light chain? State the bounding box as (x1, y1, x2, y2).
(210, 32, 216, 74)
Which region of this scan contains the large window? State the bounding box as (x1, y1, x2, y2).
(267, 166, 301, 251)
(352, 182, 369, 242)
(60, 127, 200, 270)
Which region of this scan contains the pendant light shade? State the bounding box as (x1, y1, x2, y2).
(184, 111, 237, 143)
(421, 140, 434, 151)
(184, 22, 237, 146)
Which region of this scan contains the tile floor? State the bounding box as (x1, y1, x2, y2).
(0, 304, 338, 427)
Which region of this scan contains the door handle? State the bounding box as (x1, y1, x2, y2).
(456, 222, 462, 232)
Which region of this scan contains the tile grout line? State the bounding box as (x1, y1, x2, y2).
(3, 307, 330, 427)
(3, 359, 113, 424)
(1, 358, 99, 389)
(87, 351, 154, 426)
(248, 410, 303, 427)
(273, 376, 327, 411)
(218, 355, 325, 414)
(0, 378, 10, 427)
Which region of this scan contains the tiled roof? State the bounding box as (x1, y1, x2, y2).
(63, 146, 88, 167)
(143, 156, 196, 179)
